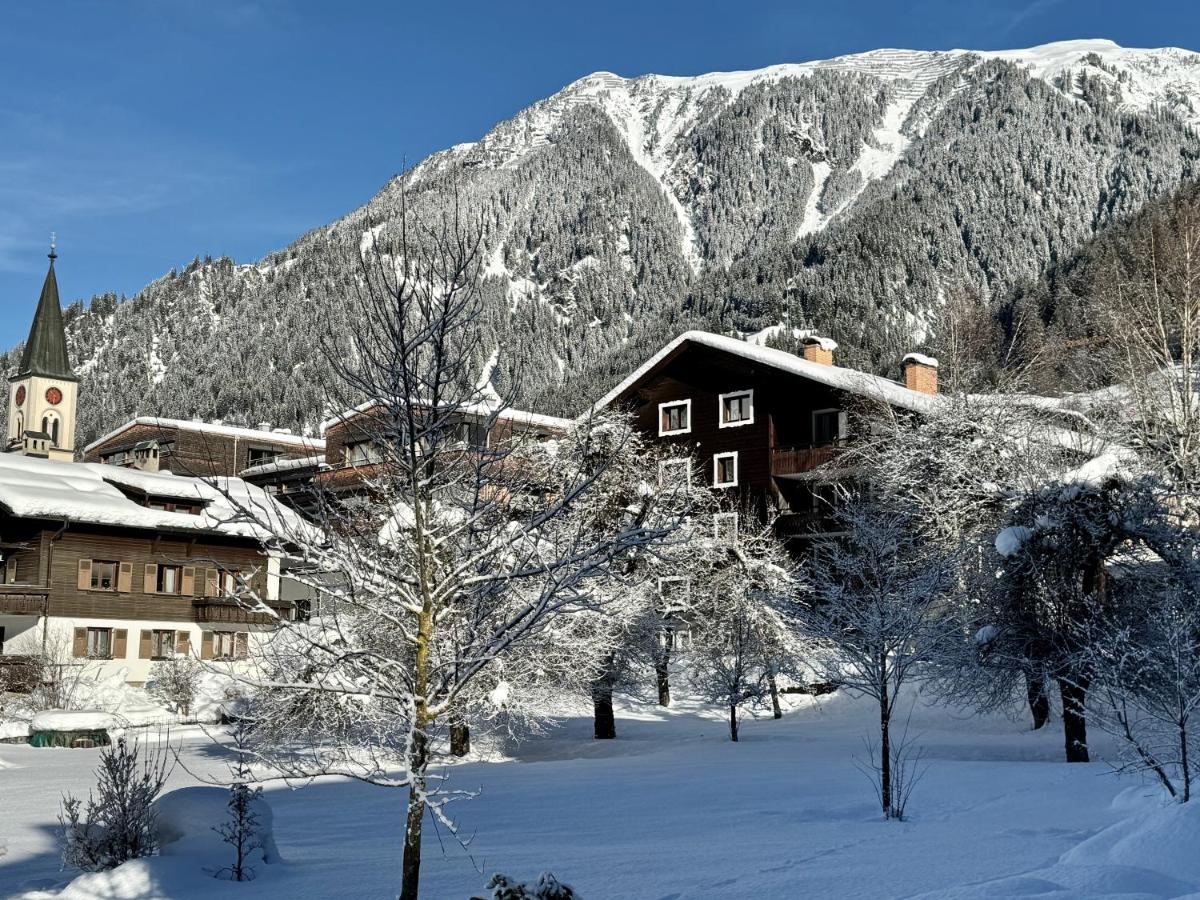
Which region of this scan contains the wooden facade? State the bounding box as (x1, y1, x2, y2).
(1, 516, 289, 625)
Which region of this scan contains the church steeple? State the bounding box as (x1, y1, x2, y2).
(7, 240, 79, 461)
(16, 241, 76, 381)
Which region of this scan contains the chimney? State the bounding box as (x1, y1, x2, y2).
(902, 353, 939, 394)
(801, 335, 838, 366)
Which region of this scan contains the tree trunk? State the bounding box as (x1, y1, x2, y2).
(768, 669, 783, 720)
(1025, 669, 1050, 730)
(655, 644, 671, 707)
(1058, 676, 1090, 763)
(449, 715, 470, 758)
(879, 664, 892, 818)
(729, 704, 739, 742)
(400, 728, 428, 900)
(592, 654, 617, 740)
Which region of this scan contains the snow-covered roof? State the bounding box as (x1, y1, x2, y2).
(239, 454, 327, 478)
(0, 453, 306, 541)
(319, 399, 571, 436)
(591, 331, 942, 415)
(84, 417, 325, 454)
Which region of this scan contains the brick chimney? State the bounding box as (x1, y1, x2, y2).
(902, 353, 939, 394)
(801, 335, 838, 366)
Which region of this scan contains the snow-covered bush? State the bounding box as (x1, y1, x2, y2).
(59, 735, 173, 872)
(474, 872, 580, 899)
(148, 655, 203, 719)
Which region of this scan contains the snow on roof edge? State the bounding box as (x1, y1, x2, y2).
(84, 417, 325, 454)
(589, 331, 942, 417)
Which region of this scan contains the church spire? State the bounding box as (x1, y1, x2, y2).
(17, 238, 76, 381)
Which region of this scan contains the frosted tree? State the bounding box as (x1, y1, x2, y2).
(222, 191, 685, 900)
(799, 492, 954, 819)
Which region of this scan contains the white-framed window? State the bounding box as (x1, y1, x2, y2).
(812, 408, 845, 445)
(713, 511, 739, 545)
(718, 389, 754, 428)
(712, 451, 738, 488)
(657, 458, 692, 489)
(658, 399, 692, 436)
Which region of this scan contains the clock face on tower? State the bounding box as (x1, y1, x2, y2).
(45, 386, 63, 406)
(14, 386, 25, 407)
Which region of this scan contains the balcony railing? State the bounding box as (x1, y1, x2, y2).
(192, 597, 295, 625)
(771, 443, 842, 477)
(0, 584, 48, 616)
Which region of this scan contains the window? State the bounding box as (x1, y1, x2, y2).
(456, 421, 489, 448)
(42, 413, 61, 446)
(713, 452, 738, 488)
(87, 627, 113, 659)
(150, 629, 175, 659)
(658, 400, 691, 436)
(719, 390, 754, 428)
(220, 569, 242, 595)
(90, 561, 118, 591)
(247, 446, 282, 466)
(813, 408, 844, 445)
(713, 512, 739, 545)
(812, 481, 839, 512)
(211, 631, 247, 660)
(157, 565, 183, 594)
(346, 440, 381, 466)
(657, 458, 692, 489)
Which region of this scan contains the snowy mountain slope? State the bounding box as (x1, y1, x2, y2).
(18, 39, 1200, 444)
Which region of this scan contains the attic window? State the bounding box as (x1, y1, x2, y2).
(144, 498, 204, 515)
(719, 390, 754, 428)
(658, 400, 691, 436)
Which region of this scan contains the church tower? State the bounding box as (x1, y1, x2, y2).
(7, 243, 79, 461)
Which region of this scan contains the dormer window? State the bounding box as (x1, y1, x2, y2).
(658, 400, 691, 436)
(719, 390, 754, 428)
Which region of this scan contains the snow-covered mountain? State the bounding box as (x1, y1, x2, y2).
(27, 39, 1200, 443)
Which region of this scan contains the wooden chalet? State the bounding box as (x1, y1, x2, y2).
(592, 330, 942, 544)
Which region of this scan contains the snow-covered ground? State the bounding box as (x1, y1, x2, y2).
(2, 690, 1198, 899)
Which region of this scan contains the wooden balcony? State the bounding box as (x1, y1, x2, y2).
(192, 598, 294, 625)
(771, 444, 842, 478)
(0, 584, 48, 616)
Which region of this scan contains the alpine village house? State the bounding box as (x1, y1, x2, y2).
(0, 250, 301, 685)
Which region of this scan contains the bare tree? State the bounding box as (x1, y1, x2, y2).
(800, 492, 954, 819)
(221, 189, 684, 900)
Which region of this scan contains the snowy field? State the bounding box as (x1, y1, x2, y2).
(3, 690, 1199, 899)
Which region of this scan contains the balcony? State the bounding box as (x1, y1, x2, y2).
(192, 597, 295, 625)
(0, 584, 48, 616)
(771, 443, 842, 478)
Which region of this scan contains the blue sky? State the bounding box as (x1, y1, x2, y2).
(2, 0, 1199, 346)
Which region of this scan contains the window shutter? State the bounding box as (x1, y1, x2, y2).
(5, 555, 16, 584)
(143, 563, 157, 594)
(112, 629, 128, 659)
(139, 630, 153, 659)
(182, 566, 196, 595)
(204, 568, 219, 597)
(200, 631, 214, 660)
(234, 632, 249, 660)
(72, 627, 87, 658)
(77, 559, 92, 590)
(176, 631, 191, 657)
(117, 562, 133, 593)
